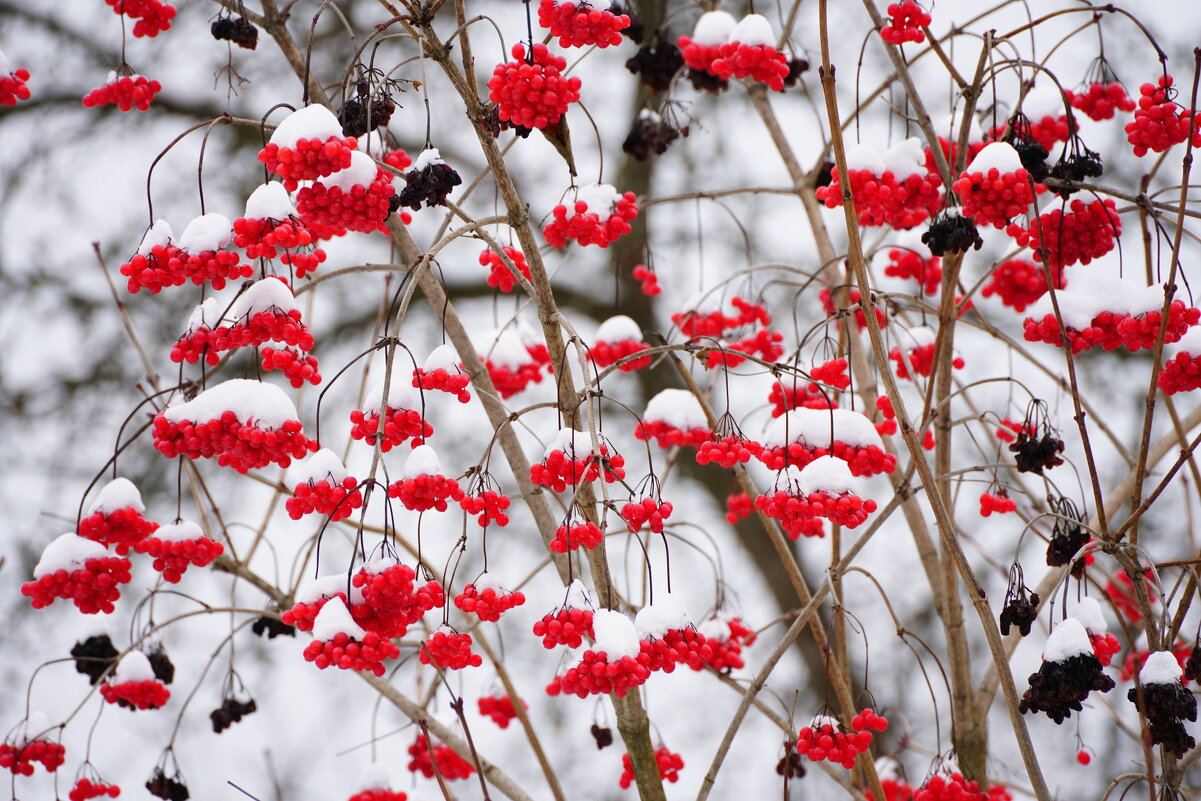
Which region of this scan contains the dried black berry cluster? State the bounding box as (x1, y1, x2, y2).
(339, 96, 397, 138)
(590, 723, 614, 749)
(251, 615, 295, 639)
(776, 750, 806, 779)
(623, 113, 684, 160)
(625, 43, 684, 93)
(1019, 652, 1114, 723)
(1048, 145, 1103, 198)
(1000, 588, 1040, 637)
(1011, 428, 1064, 474)
(1128, 680, 1198, 757)
(1183, 641, 1201, 683)
(146, 769, 189, 801)
(922, 212, 983, 256)
(481, 105, 532, 140)
(146, 644, 175, 685)
(687, 68, 728, 94)
(783, 57, 810, 88)
(397, 161, 462, 210)
(210, 16, 258, 50)
(1046, 519, 1088, 567)
(71, 635, 118, 685)
(613, 1, 642, 42)
(210, 696, 257, 734)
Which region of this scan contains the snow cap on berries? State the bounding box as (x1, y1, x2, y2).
(324, 150, 379, 192)
(880, 137, 928, 179)
(152, 520, 205, 542)
(231, 277, 299, 318)
(312, 596, 368, 641)
(296, 573, 361, 605)
(728, 13, 775, 45)
(481, 328, 535, 369)
(114, 650, 156, 683)
(846, 142, 887, 173)
(1021, 83, 1064, 122)
(138, 220, 174, 255)
(87, 478, 146, 516)
(355, 762, 393, 792)
(634, 593, 691, 639)
(361, 377, 419, 416)
(690, 10, 737, 44)
(1044, 618, 1093, 663)
(1140, 650, 1185, 686)
(1167, 326, 1201, 359)
(162, 378, 300, 429)
(1070, 597, 1109, 635)
(244, 181, 296, 220)
(270, 104, 346, 148)
(186, 298, 223, 332)
(402, 444, 444, 479)
(798, 455, 860, 495)
(596, 315, 643, 344)
(642, 388, 708, 430)
(967, 141, 1023, 174)
(290, 448, 350, 486)
(593, 609, 641, 659)
(177, 213, 234, 254)
(564, 578, 594, 610)
(424, 344, 461, 372)
(33, 534, 107, 578)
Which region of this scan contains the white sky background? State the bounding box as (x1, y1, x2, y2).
(1, 1, 1200, 800)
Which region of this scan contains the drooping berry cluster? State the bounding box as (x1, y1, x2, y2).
(78, 508, 157, 555)
(695, 434, 761, 467)
(258, 110, 358, 191)
(816, 159, 942, 230)
(889, 340, 965, 380)
(397, 150, 462, 210)
(709, 15, 790, 92)
(133, 528, 224, 583)
(1125, 75, 1201, 157)
(1157, 349, 1201, 395)
(880, 1, 930, 44)
(419, 629, 482, 670)
(620, 497, 674, 533)
(100, 679, 171, 710)
(454, 581, 526, 622)
(152, 410, 317, 473)
(697, 615, 756, 672)
(1008, 198, 1120, 269)
(288, 470, 363, 521)
(406, 735, 476, 781)
(981, 258, 1063, 312)
(1023, 297, 1199, 354)
(632, 264, 661, 295)
(952, 144, 1037, 229)
(795, 713, 875, 769)
(543, 186, 639, 248)
(22, 553, 133, 615)
(914, 774, 991, 801)
(550, 520, 605, 552)
(388, 472, 463, 513)
(979, 491, 1017, 516)
(488, 44, 582, 130)
(479, 245, 530, 292)
(0, 740, 65, 775)
(262, 344, 322, 387)
(533, 607, 595, 648)
(478, 695, 525, 728)
(82, 74, 162, 112)
(348, 408, 431, 452)
(551, 649, 651, 698)
(304, 627, 400, 677)
(69, 778, 122, 800)
(295, 162, 397, 237)
(1069, 82, 1136, 121)
(639, 627, 713, 672)
(121, 240, 251, 295)
(351, 563, 445, 638)
(106, 0, 176, 36)
(0, 65, 31, 107)
(531, 437, 626, 492)
(725, 492, 753, 524)
(538, 0, 630, 48)
(459, 487, 511, 527)
(884, 246, 941, 295)
(618, 747, 684, 789)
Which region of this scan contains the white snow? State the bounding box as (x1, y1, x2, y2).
(361, 376, 418, 415)
(1026, 279, 1167, 329)
(938, 109, 983, 145)
(186, 298, 223, 332)
(881, 137, 927, 180)
(325, 150, 378, 192)
(771, 465, 804, 493)
(697, 612, 734, 642)
(243, 181, 296, 220)
(634, 593, 691, 639)
(354, 763, 392, 793)
(412, 148, 445, 172)
(177, 213, 234, 254)
(154, 520, 204, 543)
(291, 448, 349, 486)
(642, 388, 708, 430)
(728, 13, 775, 46)
(295, 574, 353, 605)
(1169, 325, 1201, 358)
(845, 143, 887, 174)
(137, 220, 174, 255)
(808, 713, 840, 730)
(162, 378, 300, 429)
(563, 579, 593, 611)
(1021, 83, 1064, 122)
(690, 10, 737, 45)
(481, 329, 535, 370)
(33, 533, 107, 578)
(1043, 617, 1093, 663)
(596, 315, 644, 344)
(402, 444, 444, 479)
(763, 408, 883, 449)
(311, 596, 367, 641)
(423, 344, 461, 372)
(574, 183, 621, 215)
(269, 104, 345, 148)
(875, 757, 900, 781)
(114, 650, 157, 683)
(637, 108, 662, 124)
(680, 290, 725, 316)
(11, 712, 50, 746)
(1139, 650, 1184, 685)
(967, 141, 1023, 175)
(545, 427, 592, 460)
(87, 477, 145, 515)
(891, 228, 932, 258)
(357, 131, 389, 159)
(472, 571, 510, 594)
(1070, 597, 1108, 635)
(592, 609, 640, 659)
(896, 325, 938, 351)
(798, 455, 860, 495)
(231, 277, 298, 318)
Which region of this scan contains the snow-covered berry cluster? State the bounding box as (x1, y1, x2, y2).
(21, 534, 133, 614)
(1022, 280, 1199, 354)
(454, 576, 526, 622)
(133, 521, 224, 583)
(543, 184, 639, 248)
(78, 478, 158, 554)
(795, 712, 875, 769)
(350, 381, 431, 451)
(82, 73, 162, 112)
(816, 140, 943, 229)
(287, 450, 364, 521)
(590, 315, 652, 371)
(303, 597, 400, 676)
(387, 446, 463, 512)
(259, 105, 358, 191)
(532, 431, 626, 491)
(1008, 198, 1120, 269)
(708, 14, 790, 92)
(952, 142, 1038, 229)
(419, 628, 482, 670)
(296, 152, 397, 236)
(488, 43, 582, 130)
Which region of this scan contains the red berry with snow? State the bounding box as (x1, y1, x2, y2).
(880, 1, 930, 45)
(533, 607, 595, 648)
(100, 679, 170, 710)
(543, 186, 638, 248)
(696, 435, 762, 467)
(554, 649, 651, 698)
(152, 396, 318, 474)
(387, 472, 463, 513)
(304, 629, 400, 677)
(287, 475, 363, 521)
(1125, 75, 1201, 157)
(953, 161, 1037, 229)
(531, 436, 625, 491)
(479, 245, 531, 292)
(454, 581, 526, 622)
(21, 538, 133, 615)
(349, 403, 432, 452)
(419, 629, 483, 670)
(133, 525, 224, 583)
(538, 0, 629, 48)
(489, 43, 582, 130)
(82, 73, 161, 112)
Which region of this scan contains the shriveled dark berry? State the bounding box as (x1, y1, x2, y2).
(922, 212, 983, 256)
(622, 111, 681, 160)
(1000, 591, 1040, 637)
(211, 16, 258, 49)
(251, 615, 295, 639)
(1011, 430, 1065, 474)
(776, 750, 806, 778)
(339, 96, 396, 137)
(71, 635, 119, 685)
(146, 643, 175, 685)
(1129, 680, 1197, 757)
(783, 57, 810, 88)
(1183, 642, 1201, 683)
(397, 161, 462, 210)
(591, 723, 614, 749)
(1020, 652, 1115, 723)
(210, 696, 258, 734)
(146, 769, 189, 801)
(625, 43, 684, 93)
(687, 67, 728, 94)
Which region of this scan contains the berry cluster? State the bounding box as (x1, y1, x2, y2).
(478, 695, 525, 728)
(711, 40, 790, 92)
(261, 345, 322, 387)
(82, 74, 162, 112)
(100, 678, 171, 710)
(640, 627, 713, 672)
(795, 715, 873, 769)
(174, 310, 315, 365)
(696, 434, 762, 467)
(550, 520, 605, 552)
(454, 583, 526, 622)
(994, 417, 1035, 444)
(69, 778, 122, 800)
(880, 1, 930, 44)
(889, 342, 965, 379)
(591, 337, 653, 371)
(152, 412, 318, 473)
(1090, 632, 1122, 667)
(352, 564, 445, 638)
(21, 555, 132, 614)
(635, 419, 713, 449)
(387, 473, 463, 513)
(620, 497, 674, 533)
(538, 0, 629, 48)
(1023, 300, 1199, 354)
(914, 774, 991, 801)
(288, 476, 363, 521)
(874, 396, 898, 437)
(210, 695, 257, 733)
(632, 264, 661, 295)
(0, 65, 31, 106)
(698, 616, 756, 672)
(952, 165, 1036, 229)
(459, 488, 511, 527)
(769, 381, 835, 418)
(414, 366, 471, 403)
(551, 649, 651, 698)
(543, 189, 639, 248)
(304, 630, 400, 676)
(1126, 75, 1201, 157)
(981, 258, 1063, 312)
(1157, 350, 1201, 395)
(618, 747, 684, 789)
(533, 607, 594, 648)
(397, 154, 462, 210)
(347, 789, 407, 801)
(134, 532, 223, 583)
(78, 507, 158, 554)
(531, 440, 626, 492)
(106, 0, 176, 36)
(819, 287, 888, 331)
(0, 740, 65, 775)
(885, 247, 941, 295)
(816, 166, 943, 229)
(419, 629, 482, 670)
(295, 168, 396, 236)
(488, 44, 582, 130)
(486, 356, 546, 398)
(758, 441, 897, 477)
(725, 492, 753, 524)
(708, 328, 784, 368)
(1069, 82, 1136, 121)
(479, 245, 530, 292)
(406, 735, 476, 781)
(348, 407, 432, 452)
(1008, 198, 1120, 269)
(754, 490, 824, 539)
(979, 491, 1017, 516)
(232, 215, 320, 265)
(258, 136, 358, 191)
(121, 242, 252, 294)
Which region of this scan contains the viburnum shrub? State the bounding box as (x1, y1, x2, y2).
(15, 3, 1201, 801)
